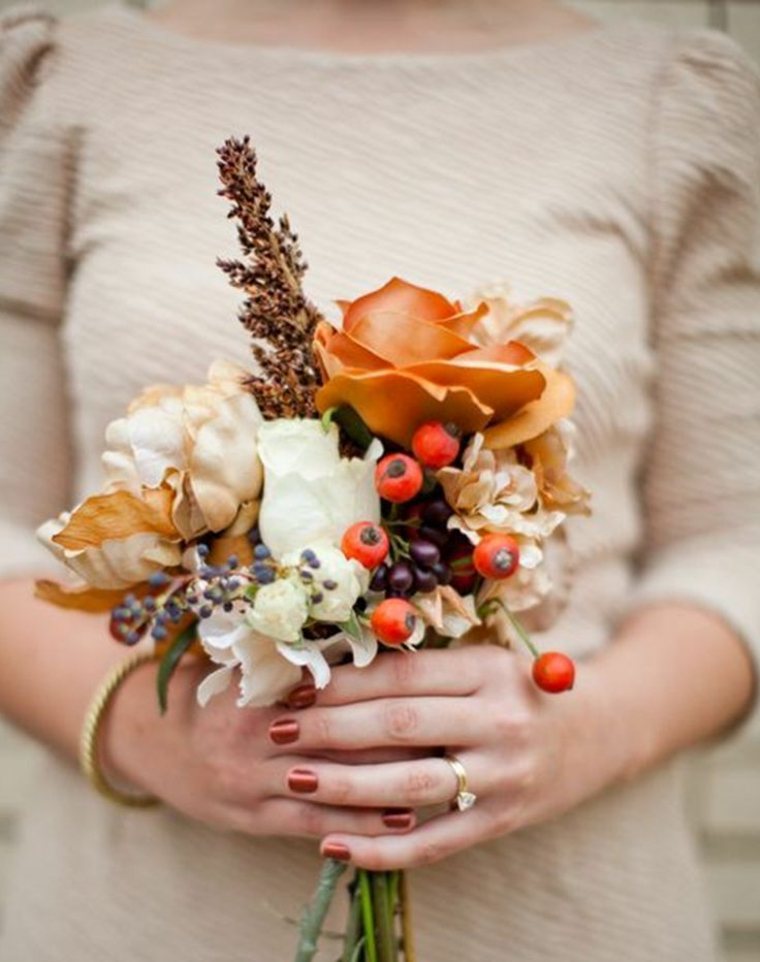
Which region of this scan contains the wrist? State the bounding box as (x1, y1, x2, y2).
(566, 655, 650, 793)
(99, 654, 161, 791)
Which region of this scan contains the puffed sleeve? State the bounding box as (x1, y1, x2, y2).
(0, 6, 73, 577)
(623, 30, 760, 721)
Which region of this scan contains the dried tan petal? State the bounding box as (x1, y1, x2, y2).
(34, 579, 139, 613)
(52, 487, 179, 551)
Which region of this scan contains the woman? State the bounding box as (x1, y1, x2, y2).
(0, 1, 758, 959)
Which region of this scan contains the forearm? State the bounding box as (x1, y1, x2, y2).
(583, 602, 756, 784)
(0, 577, 134, 762)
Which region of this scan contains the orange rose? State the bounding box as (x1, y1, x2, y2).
(314, 277, 574, 448)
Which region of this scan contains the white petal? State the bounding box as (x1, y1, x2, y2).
(197, 666, 234, 707)
(276, 642, 332, 689)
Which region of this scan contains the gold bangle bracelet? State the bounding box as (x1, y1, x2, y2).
(79, 650, 160, 808)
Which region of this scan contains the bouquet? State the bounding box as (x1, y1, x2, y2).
(36, 137, 590, 961)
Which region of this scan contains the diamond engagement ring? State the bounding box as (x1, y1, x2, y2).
(444, 755, 477, 812)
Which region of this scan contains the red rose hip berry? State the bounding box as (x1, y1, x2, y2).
(411, 421, 461, 469)
(473, 534, 520, 580)
(370, 598, 418, 646)
(375, 454, 424, 503)
(341, 522, 390, 569)
(532, 652, 576, 693)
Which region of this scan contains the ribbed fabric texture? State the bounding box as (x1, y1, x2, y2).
(1, 4, 759, 960)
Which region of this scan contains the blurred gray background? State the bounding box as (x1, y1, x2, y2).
(0, 1, 759, 960)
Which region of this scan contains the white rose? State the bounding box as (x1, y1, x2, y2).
(257, 419, 382, 559)
(282, 544, 369, 623)
(245, 576, 310, 642)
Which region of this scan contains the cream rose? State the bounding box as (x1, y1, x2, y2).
(103, 359, 263, 539)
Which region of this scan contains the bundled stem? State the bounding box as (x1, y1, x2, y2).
(294, 858, 349, 962)
(216, 136, 324, 419)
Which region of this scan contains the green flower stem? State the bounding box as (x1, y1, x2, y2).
(399, 871, 417, 962)
(371, 873, 398, 962)
(503, 608, 540, 658)
(477, 599, 540, 659)
(293, 858, 349, 962)
(341, 882, 363, 962)
(358, 870, 378, 962)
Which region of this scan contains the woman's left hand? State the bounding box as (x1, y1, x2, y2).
(266, 645, 622, 870)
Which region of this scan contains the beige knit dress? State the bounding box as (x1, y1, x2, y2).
(1, 3, 760, 960)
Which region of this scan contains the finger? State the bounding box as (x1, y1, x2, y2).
(268, 697, 484, 752)
(277, 755, 488, 810)
(314, 747, 429, 765)
(320, 806, 496, 870)
(317, 649, 483, 706)
(239, 799, 418, 840)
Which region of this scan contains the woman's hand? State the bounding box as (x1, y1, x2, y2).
(265, 645, 622, 869)
(102, 654, 420, 842)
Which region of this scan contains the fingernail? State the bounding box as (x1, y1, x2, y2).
(382, 808, 414, 830)
(322, 842, 351, 862)
(269, 719, 300, 745)
(287, 684, 317, 710)
(288, 768, 318, 794)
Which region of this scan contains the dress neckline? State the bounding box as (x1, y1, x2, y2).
(103, 2, 614, 70)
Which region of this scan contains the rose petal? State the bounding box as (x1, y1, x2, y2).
(314, 323, 390, 375)
(403, 359, 545, 423)
(483, 366, 576, 448)
(342, 276, 458, 332)
(349, 312, 475, 365)
(316, 369, 494, 447)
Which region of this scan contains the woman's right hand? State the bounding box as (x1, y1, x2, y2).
(102, 655, 417, 840)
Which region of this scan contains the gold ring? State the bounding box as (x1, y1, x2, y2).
(443, 754, 477, 812)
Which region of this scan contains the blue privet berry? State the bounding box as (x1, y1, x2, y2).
(126, 630, 141, 646)
(226, 555, 239, 569)
(257, 569, 275, 585)
(227, 578, 240, 591)
(197, 544, 210, 559)
(323, 580, 338, 591)
(301, 549, 317, 564)
(300, 570, 314, 583)
(203, 588, 215, 600)
(124, 594, 136, 607)
(151, 625, 168, 641)
(143, 596, 157, 611)
(148, 571, 170, 588)
(254, 544, 271, 560)
(186, 594, 198, 605)
(199, 605, 213, 619)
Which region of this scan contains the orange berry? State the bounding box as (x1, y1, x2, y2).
(473, 534, 520, 580)
(375, 454, 424, 503)
(341, 522, 389, 569)
(411, 421, 460, 469)
(370, 598, 418, 646)
(532, 652, 576, 693)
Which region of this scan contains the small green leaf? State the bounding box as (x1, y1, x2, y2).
(156, 622, 198, 715)
(338, 609, 363, 643)
(334, 406, 375, 451)
(320, 406, 339, 433)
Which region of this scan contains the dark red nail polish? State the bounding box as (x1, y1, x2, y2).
(269, 719, 300, 745)
(287, 684, 317, 710)
(382, 808, 414, 830)
(288, 768, 318, 794)
(322, 842, 351, 862)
